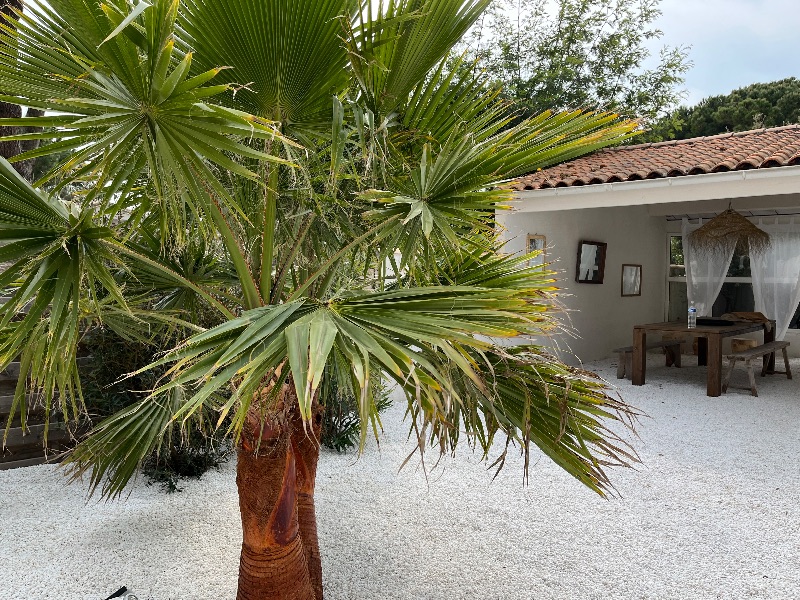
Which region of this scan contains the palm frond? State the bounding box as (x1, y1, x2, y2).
(181, 0, 354, 131)
(63, 387, 195, 499)
(0, 157, 126, 438)
(0, 0, 286, 225)
(348, 0, 491, 116)
(366, 109, 637, 244)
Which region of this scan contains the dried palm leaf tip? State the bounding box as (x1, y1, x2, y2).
(689, 208, 771, 255)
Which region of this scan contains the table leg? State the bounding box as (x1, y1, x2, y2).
(764, 323, 776, 374)
(697, 337, 708, 366)
(632, 327, 646, 386)
(706, 334, 722, 397)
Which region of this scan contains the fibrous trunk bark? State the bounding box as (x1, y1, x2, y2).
(236, 381, 323, 600)
(0, 0, 43, 181)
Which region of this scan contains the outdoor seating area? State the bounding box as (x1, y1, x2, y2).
(629, 317, 779, 397)
(3, 355, 798, 600)
(619, 311, 799, 398)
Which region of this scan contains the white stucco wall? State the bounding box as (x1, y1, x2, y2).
(497, 204, 667, 365)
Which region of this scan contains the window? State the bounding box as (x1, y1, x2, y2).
(667, 235, 688, 321)
(665, 234, 796, 326)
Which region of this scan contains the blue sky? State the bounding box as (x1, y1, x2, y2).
(651, 0, 798, 105)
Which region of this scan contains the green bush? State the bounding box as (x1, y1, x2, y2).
(320, 375, 392, 453)
(141, 427, 231, 493)
(79, 327, 230, 492)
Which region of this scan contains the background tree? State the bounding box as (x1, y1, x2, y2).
(644, 78, 800, 142)
(458, 0, 691, 124)
(0, 1, 42, 180)
(0, 1, 640, 598)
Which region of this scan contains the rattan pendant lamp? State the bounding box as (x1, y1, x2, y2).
(688, 205, 771, 255)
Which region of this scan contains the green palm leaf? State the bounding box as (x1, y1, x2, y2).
(0, 0, 286, 206)
(181, 0, 355, 130)
(348, 0, 491, 116)
(367, 109, 636, 242)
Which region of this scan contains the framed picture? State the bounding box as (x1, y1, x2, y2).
(526, 234, 546, 267)
(575, 240, 607, 283)
(621, 264, 642, 296)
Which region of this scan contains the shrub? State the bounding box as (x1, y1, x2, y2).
(79, 326, 229, 492)
(320, 375, 392, 453)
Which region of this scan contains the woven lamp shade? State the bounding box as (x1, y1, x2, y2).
(688, 208, 771, 255)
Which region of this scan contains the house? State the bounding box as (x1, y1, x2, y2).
(499, 125, 800, 363)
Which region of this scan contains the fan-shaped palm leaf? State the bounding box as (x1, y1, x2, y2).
(348, 0, 491, 116)
(181, 0, 355, 132)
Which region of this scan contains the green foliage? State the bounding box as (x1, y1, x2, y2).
(0, 0, 641, 501)
(79, 326, 231, 491)
(141, 429, 230, 493)
(669, 236, 684, 266)
(79, 328, 167, 418)
(645, 78, 800, 142)
(320, 375, 392, 453)
(456, 0, 691, 123)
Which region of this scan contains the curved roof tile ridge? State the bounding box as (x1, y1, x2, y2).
(508, 124, 800, 191)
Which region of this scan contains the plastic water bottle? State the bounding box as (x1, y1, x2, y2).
(688, 303, 697, 329)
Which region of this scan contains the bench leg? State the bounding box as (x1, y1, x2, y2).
(722, 357, 737, 393)
(783, 347, 792, 380)
(617, 352, 626, 379)
(672, 344, 681, 368)
(626, 353, 633, 380)
(761, 352, 776, 377)
(746, 359, 758, 397)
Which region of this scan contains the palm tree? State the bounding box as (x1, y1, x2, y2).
(0, 1, 640, 598)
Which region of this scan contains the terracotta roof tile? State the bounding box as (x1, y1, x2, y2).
(509, 124, 800, 191)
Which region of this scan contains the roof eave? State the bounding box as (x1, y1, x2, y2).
(510, 164, 800, 213)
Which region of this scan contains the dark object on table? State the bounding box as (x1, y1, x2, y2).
(697, 318, 735, 326)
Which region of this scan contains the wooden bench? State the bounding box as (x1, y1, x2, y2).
(722, 340, 792, 397)
(614, 339, 685, 379)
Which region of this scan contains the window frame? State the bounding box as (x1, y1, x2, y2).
(664, 233, 754, 320)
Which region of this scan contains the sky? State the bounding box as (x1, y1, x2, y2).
(649, 0, 798, 105)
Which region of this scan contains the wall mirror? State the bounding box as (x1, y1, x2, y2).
(621, 264, 642, 296)
(526, 234, 546, 267)
(575, 240, 607, 283)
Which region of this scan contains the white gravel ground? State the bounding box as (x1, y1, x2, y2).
(2, 355, 799, 600)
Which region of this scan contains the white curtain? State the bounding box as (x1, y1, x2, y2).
(750, 220, 800, 341)
(682, 218, 736, 317)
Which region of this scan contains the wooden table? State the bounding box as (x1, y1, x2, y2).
(632, 320, 775, 397)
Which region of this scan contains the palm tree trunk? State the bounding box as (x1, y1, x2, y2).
(235, 382, 322, 600)
(291, 401, 323, 600)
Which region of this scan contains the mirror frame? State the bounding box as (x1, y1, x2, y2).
(526, 234, 546, 267)
(575, 240, 607, 284)
(621, 263, 642, 297)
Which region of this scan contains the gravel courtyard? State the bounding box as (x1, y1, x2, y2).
(2, 355, 799, 600)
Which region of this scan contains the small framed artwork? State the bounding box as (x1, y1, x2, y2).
(526, 234, 546, 267)
(621, 264, 642, 296)
(575, 240, 607, 283)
